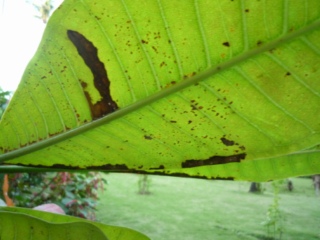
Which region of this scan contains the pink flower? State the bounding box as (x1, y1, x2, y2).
(33, 203, 65, 215)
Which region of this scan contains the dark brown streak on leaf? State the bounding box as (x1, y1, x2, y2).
(88, 164, 129, 170)
(67, 30, 118, 119)
(149, 165, 165, 170)
(139, 171, 234, 180)
(181, 153, 246, 168)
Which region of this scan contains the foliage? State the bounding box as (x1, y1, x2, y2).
(28, 0, 54, 23)
(0, 88, 11, 118)
(3, 171, 106, 220)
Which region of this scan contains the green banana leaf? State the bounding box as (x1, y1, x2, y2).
(0, 207, 149, 240)
(0, 0, 320, 181)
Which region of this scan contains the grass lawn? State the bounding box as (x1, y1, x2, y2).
(97, 173, 320, 240)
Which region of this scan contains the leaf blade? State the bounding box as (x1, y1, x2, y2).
(0, 207, 149, 240)
(1, 0, 320, 180)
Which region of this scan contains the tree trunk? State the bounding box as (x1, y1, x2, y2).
(287, 179, 293, 191)
(313, 175, 320, 195)
(249, 182, 261, 192)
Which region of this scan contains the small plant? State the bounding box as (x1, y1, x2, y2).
(262, 180, 285, 240)
(138, 174, 151, 195)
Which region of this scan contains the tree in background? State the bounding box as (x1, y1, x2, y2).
(0, 87, 11, 118)
(312, 175, 320, 195)
(28, 0, 54, 23)
(249, 182, 262, 193)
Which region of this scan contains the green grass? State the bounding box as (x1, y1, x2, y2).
(97, 173, 320, 240)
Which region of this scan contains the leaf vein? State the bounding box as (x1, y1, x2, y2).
(235, 64, 314, 132)
(121, 0, 162, 91)
(156, 0, 184, 78)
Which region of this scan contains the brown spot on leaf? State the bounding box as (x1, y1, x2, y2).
(144, 170, 235, 180)
(222, 42, 230, 47)
(239, 145, 246, 151)
(67, 30, 118, 119)
(181, 153, 246, 168)
(183, 72, 196, 79)
(152, 46, 158, 53)
(221, 137, 235, 146)
(160, 61, 166, 67)
(149, 165, 165, 170)
(90, 164, 129, 170)
(190, 101, 199, 111)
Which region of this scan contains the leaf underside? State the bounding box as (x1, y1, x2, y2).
(1, 0, 320, 181)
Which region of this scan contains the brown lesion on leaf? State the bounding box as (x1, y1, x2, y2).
(181, 153, 246, 168)
(146, 171, 234, 180)
(220, 137, 235, 146)
(239, 145, 246, 151)
(220, 136, 246, 152)
(257, 40, 263, 46)
(222, 41, 230, 47)
(88, 164, 129, 170)
(67, 30, 118, 120)
(160, 61, 166, 67)
(149, 165, 165, 170)
(152, 46, 158, 53)
(144, 135, 153, 140)
(183, 72, 196, 79)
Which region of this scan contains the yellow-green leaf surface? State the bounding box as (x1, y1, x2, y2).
(0, 207, 149, 240)
(1, 0, 320, 181)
